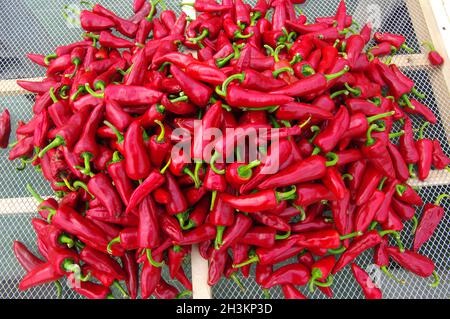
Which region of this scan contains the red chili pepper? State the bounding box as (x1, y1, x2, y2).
(258, 154, 337, 190)
(355, 190, 385, 232)
(126, 170, 165, 214)
(423, 42, 444, 66)
(308, 255, 335, 292)
(122, 121, 151, 181)
(80, 10, 116, 32)
(38, 107, 90, 158)
(386, 247, 436, 279)
(19, 262, 62, 291)
(275, 101, 333, 121)
(93, 4, 138, 38)
(351, 263, 382, 299)
(362, 124, 396, 179)
(374, 32, 412, 51)
(80, 245, 125, 281)
(9, 136, 35, 161)
(294, 183, 336, 207)
(169, 64, 212, 107)
(140, 252, 163, 299)
(270, 66, 349, 97)
(176, 223, 217, 246)
(220, 187, 296, 213)
(0, 109, 11, 149)
(412, 122, 433, 181)
(333, 230, 398, 274)
(27, 53, 49, 67)
(354, 164, 383, 206)
(46, 54, 72, 76)
(262, 263, 310, 289)
(413, 194, 448, 252)
(387, 142, 410, 182)
(13, 241, 44, 272)
(432, 140, 450, 169)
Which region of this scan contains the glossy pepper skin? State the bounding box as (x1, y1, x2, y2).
(351, 263, 382, 299)
(416, 122, 434, 181)
(126, 170, 165, 214)
(87, 173, 123, 217)
(0, 109, 11, 148)
(413, 195, 449, 251)
(386, 247, 435, 278)
(262, 263, 311, 289)
(124, 121, 151, 181)
(333, 230, 383, 274)
(170, 64, 212, 107)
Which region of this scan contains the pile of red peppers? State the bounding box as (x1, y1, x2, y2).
(1, 0, 449, 299)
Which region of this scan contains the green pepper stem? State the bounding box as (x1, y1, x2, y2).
(113, 281, 129, 298)
(59, 235, 74, 248)
(216, 52, 235, 68)
(312, 146, 321, 155)
(411, 216, 419, 234)
(210, 152, 225, 175)
(232, 255, 259, 268)
(38, 136, 65, 158)
(49, 87, 59, 103)
(276, 186, 297, 202)
(380, 266, 406, 284)
(221, 73, 245, 94)
(330, 90, 349, 99)
(44, 53, 57, 65)
(408, 164, 416, 178)
(146, 249, 164, 268)
(210, 191, 217, 211)
(389, 130, 405, 139)
(411, 87, 426, 99)
(367, 111, 396, 124)
(435, 194, 450, 206)
(344, 83, 361, 96)
(70, 87, 84, 101)
(154, 120, 166, 143)
(401, 43, 415, 53)
(85, 83, 104, 98)
(147, 0, 163, 21)
(215, 85, 226, 97)
(325, 152, 339, 167)
(79, 153, 93, 176)
(188, 28, 209, 44)
(235, 31, 254, 39)
(26, 184, 44, 203)
(430, 271, 440, 288)
(176, 290, 193, 299)
(160, 159, 171, 174)
(340, 231, 363, 240)
(170, 95, 189, 103)
(422, 42, 436, 52)
(275, 231, 291, 240)
(111, 151, 122, 164)
(103, 121, 124, 144)
(313, 275, 334, 288)
(366, 124, 380, 147)
(107, 237, 121, 255)
(379, 230, 405, 252)
(183, 167, 200, 189)
(237, 160, 261, 179)
(230, 273, 246, 292)
(419, 122, 430, 140)
(328, 246, 346, 255)
(73, 181, 94, 198)
(273, 67, 294, 78)
(325, 65, 350, 81)
(53, 281, 63, 299)
(342, 174, 353, 181)
(292, 204, 306, 221)
(378, 177, 388, 191)
(402, 94, 414, 109)
(214, 226, 226, 250)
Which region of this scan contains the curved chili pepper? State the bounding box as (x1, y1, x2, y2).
(176, 223, 217, 246)
(415, 122, 434, 181)
(362, 124, 396, 179)
(126, 170, 165, 214)
(0, 109, 11, 149)
(275, 101, 333, 121)
(387, 142, 410, 182)
(262, 263, 310, 289)
(13, 241, 44, 272)
(395, 184, 423, 206)
(413, 194, 449, 251)
(294, 183, 336, 207)
(431, 140, 449, 169)
(423, 42, 444, 66)
(355, 190, 386, 232)
(386, 247, 436, 280)
(220, 187, 296, 213)
(258, 154, 337, 190)
(80, 245, 125, 281)
(270, 66, 349, 97)
(19, 262, 62, 291)
(38, 107, 90, 158)
(80, 10, 116, 32)
(351, 263, 382, 299)
(332, 230, 398, 274)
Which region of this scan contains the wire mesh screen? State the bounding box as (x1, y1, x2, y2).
(0, 0, 448, 299)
